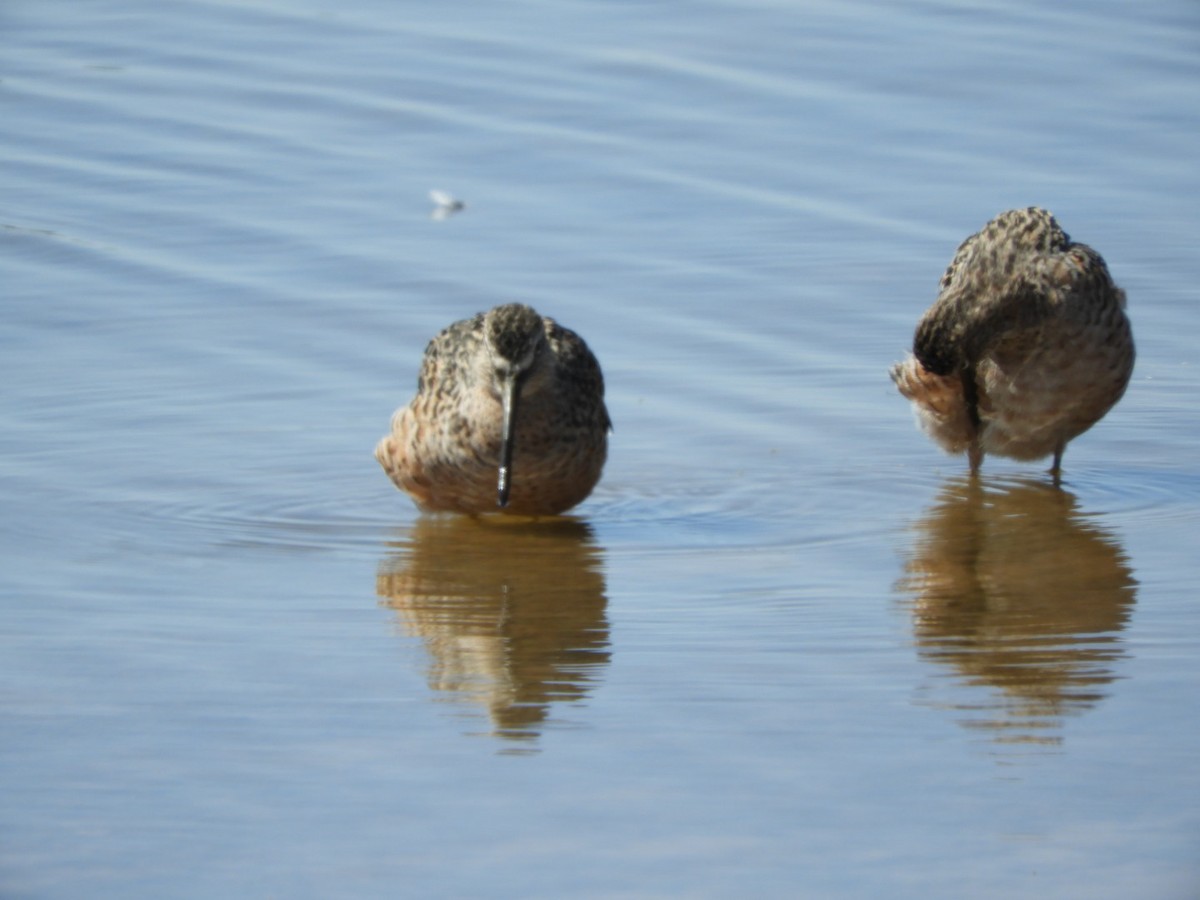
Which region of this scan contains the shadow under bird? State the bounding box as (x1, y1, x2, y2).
(376, 303, 611, 515)
(891, 207, 1135, 480)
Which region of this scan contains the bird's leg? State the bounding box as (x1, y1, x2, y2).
(968, 440, 983, 476)
(963, 366, 984, 478)
(1050, 442, 1064, 487)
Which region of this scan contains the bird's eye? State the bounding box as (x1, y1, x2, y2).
(518, 346, 539, 370)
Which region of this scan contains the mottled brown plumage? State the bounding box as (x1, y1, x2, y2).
(891, 208, 1134, 479)
(376, 303, 610, 515)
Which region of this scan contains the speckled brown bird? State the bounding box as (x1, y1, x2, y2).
(375, 303, 610, 515)
(891, 207, 1134, 480)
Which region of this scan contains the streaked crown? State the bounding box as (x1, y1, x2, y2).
(484, 304, 545, 369)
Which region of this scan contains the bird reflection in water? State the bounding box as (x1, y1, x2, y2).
(896, 477, 1136, 751)
(376, 515, 609, 750)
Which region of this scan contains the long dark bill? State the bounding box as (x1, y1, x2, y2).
(497, 372, 521, 508)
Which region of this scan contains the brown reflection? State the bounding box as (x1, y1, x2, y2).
(376, 516, 609, 748)
(897, 477, 1136, 748)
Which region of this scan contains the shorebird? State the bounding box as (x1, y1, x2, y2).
(891, 207, 1134, 480)
(375, 303, 610, 515)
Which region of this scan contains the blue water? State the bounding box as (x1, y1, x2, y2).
(4, 1, 1200, 896)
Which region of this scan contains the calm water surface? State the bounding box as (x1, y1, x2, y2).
(4, 0, 1200, 896)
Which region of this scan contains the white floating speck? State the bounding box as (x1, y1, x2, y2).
(429, 189, 465, 219)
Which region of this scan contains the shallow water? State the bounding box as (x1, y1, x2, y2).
(4, 0, 1200, 896)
